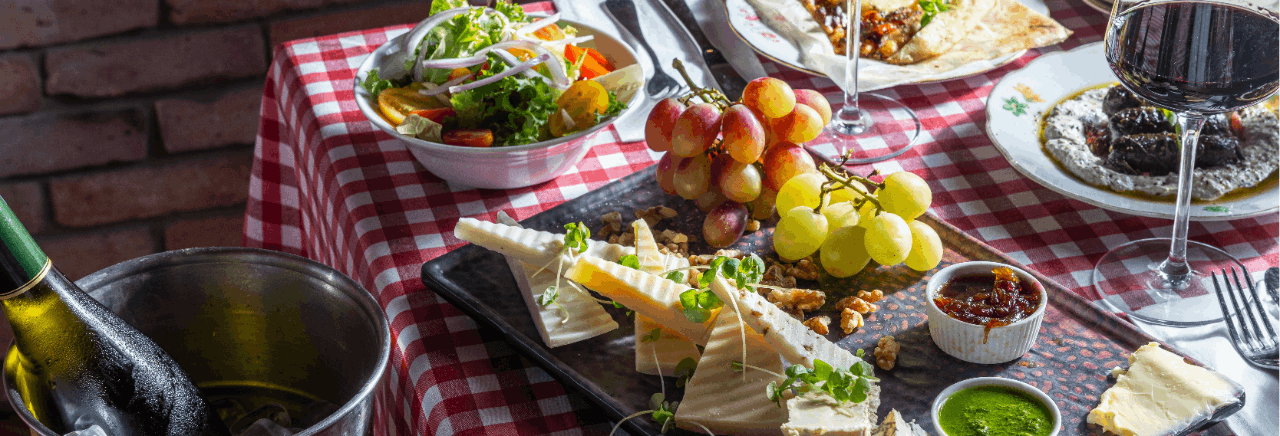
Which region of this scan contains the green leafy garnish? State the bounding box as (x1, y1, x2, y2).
(429, 0, 467, 16)
(674, 357, 697, 388)
(619, 254, 640, 270)
(562, 222, 590, 252)
(918, 0, 953, 27)
(765, 354, 879, 407)
(358, 68, 407, 96)
(664, 270, 685, 283)
(679, 288, 723, 323)
(648, 393, 679, 433)
(538, 286, 559, 306)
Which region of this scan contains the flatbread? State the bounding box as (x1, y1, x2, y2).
(886, 0, 997, 64)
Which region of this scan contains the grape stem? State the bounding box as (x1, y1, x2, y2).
(816, 164, 884, 215)
(671, 59, 732, 108)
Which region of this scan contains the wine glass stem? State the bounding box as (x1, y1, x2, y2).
(836, 0, 867, 128)
(1161, 113, 1207, 279)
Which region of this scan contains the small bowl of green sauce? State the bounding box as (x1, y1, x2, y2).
(931, 377, 1060, 436)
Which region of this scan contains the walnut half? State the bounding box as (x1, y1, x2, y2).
(874, 335, 900, 370)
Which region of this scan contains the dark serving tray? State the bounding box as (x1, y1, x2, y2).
(422, 162, 1225, 436)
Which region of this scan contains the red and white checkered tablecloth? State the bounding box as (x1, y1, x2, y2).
(244, 1, 1279, 434)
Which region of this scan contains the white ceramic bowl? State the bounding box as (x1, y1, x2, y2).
(931, 377, 1061, 436)
(353, 17, 643, 190)
(926, 261, 1047, 364)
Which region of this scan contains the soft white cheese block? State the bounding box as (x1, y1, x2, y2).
(675, 303, 786, 436)
(1088, 342, 1242, 436)
(709, 276, 860, 370)
(781, 388, 880, 436)
(634, 315, 701, 376)
(496, 212, 618, 348)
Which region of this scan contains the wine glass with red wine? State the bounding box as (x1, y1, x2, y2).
(1092, 0, 1278, 325)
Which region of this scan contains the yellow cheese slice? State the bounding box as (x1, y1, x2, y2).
(675, 302, 786, 436)
(496, 212, 618, 348)
(709, 276, 860, 370)
(631, 219, 701, 375)
(565, 256, 716, 345)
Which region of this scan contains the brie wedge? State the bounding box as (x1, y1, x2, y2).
(494, 212, 618, 348)
(781, 388, 880, 436)
(1088, 342, 1241, 436)
(709, 276, 860, 369)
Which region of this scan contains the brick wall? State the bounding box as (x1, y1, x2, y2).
(0, 0, 442, 281)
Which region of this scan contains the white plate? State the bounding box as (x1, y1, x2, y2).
(724, 0, 1046, 81)
(984, 42, 1279, 221)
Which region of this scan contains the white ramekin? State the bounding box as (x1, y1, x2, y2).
(926, 261, 1047, 364)
(931, 377, 1061, 436)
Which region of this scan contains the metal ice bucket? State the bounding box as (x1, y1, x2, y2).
(2, 248, 390, 435)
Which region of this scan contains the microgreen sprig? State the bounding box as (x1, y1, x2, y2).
(765, 352, 879, 408)
(674, 357, 697, 388)
(678, 254, 767, 323)
(563, 222, 590, 253)
(618, 254, 640, 270)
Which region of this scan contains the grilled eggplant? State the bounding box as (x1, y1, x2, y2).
(1106, 133, 1180, 176)
(1196, 135, 1243, 168)
(1101, 86, 1147, 116)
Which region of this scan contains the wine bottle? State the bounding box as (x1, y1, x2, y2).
(0, 197, 230, 436)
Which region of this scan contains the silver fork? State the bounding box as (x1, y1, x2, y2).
(603, 0, 684, 98)
(1211, 267, 1279, 370)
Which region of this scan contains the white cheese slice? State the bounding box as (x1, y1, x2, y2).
(453, 217, 633, 269)
(495, 212, 618, 348)
(1088, 342, 1241, 436)
(565, 256, 717, 345)
(634, 315, 701, 376)
(781, 389, 879, 436)
(675, 303, 787, 436)
(709, 276, 860, 370)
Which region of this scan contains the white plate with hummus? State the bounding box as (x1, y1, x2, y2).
(726, 0, 1058, 89)
(985, 42, 1280, 221)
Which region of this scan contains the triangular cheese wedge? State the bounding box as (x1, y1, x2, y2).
(675, 303, 786, 436)
(454, 217, 633, 269)
(632, 219, 701, 375)
(709, 276, 860, 370)
(870, 409, 925, 436)
(496, 212, 618, 348)
(565, 256, 717, 345)
(634, 315, 701, 376)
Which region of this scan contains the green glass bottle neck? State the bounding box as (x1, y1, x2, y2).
(0, 197, 50, 299)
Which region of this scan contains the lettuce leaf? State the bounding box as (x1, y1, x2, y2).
(429, 0, 467, 16)
(361, 69, 409, 96)
(410, 1, 530, 84)
(450, 59, 561, 146)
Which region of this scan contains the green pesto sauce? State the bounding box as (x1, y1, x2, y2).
(938, 385, 1054, 436)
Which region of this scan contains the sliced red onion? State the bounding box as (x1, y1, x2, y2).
(418, 74, 473, 96)
(410, 8, 512, 82)
(489, 40, 570, 89)
(513, 13, 560, 40)
(450, 53, 552, 93)
(532, 35, 595, 46)
(491, 49, 554, 84)
(418, 51, 490, 71)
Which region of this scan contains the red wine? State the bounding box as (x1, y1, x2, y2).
(1106, 1, 1279, 113)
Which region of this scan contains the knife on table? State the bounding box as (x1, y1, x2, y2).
(654, 0, 750, 100)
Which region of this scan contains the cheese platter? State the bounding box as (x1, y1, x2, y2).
(422, 159, 1244, 435)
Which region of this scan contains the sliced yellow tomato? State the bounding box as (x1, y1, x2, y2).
(549, 80, 610, 137)
(377, 87, 441, 125)
(533, 24, 565, 41)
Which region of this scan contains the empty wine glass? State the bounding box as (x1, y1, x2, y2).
(817, 0, 922, 164)
(1092, 0, 1279, 326)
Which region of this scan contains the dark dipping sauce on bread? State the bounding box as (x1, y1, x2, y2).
(934, 267, 1041, 342)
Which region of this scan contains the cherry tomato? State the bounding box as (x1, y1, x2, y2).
(549, 80, 610, 137)
(409, 108, 455, 124)
(443, 129, 494, 147)
(377, 87, 442, 125)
